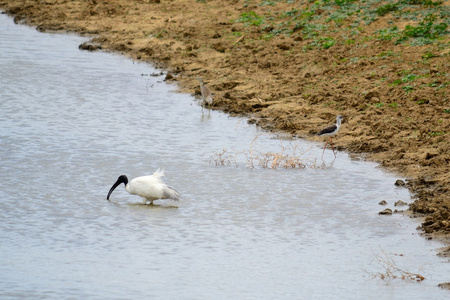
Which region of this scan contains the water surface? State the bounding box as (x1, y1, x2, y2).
(0, 13, 449, 299)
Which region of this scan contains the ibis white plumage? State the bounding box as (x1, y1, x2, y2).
(107, 169, 180, 204)
(317, 115, 343, 159)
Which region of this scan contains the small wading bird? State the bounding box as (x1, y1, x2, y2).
(197, 78, 213, 112)
(107, 169, 180, 205)
(317, 115, 343, 159)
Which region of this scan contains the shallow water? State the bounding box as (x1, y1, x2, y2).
(0, 13, 449, 299)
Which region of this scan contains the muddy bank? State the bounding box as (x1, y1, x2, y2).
(1, 0, 449, 248)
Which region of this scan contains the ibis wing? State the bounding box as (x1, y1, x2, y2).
(152, 168, 165, 179)
(129, 173, 179, 201)
(162, 186, 180, 201)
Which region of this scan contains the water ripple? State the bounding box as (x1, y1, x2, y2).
(0, 13, 448, 300)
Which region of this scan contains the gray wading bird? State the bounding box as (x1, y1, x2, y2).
(107, 169, 180, 205)
(317, 115, 343, 159)
(197, 78, 213, 111)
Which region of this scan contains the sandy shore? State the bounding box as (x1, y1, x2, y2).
(1, 0, 449, 251)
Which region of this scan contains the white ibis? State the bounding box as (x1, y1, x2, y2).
(106, 169, 180, 205)
(197, 78, 213, 111)
(317, 115, 343, 159)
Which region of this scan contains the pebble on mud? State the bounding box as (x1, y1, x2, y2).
(277, 42, 293, 51)
(438, 282, 450, 290)
(378, 200, 388, 205)
(378, 208, 393, 215)
(164, 73, 175, 81)
(394, 179, 406, 186)
(78, 42, 102, 51)
(211, 42, 227, 53)
(394, 200, 408, 206)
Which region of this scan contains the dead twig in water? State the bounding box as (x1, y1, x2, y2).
(366, 249, 425, 282)
(205, 135, 328, 169)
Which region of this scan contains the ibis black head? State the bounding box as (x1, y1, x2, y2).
(107, 175, 129, 200)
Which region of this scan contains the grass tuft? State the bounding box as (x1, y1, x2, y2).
(205, 136, 327, 169)
(366, 249, 426, 282)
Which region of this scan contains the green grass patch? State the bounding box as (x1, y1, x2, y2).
(422, 51, 436, 59)
(376, 26, 402, 41)
(399, 0, 443, 6)
(388, 102, 399, 108)
(335, 0, 359, 6)
(429, 131, 446, 136)
(236, 11, 265, 27)
(304, 36, 336, 50)
(403, 13, 448, 39)
(237, 0, 449, 50)
(403, 85, 415, 92)
(376, 3, 399, 17)
(416, 99, 429, 104)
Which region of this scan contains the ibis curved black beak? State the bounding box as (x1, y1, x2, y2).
(107, 175, 128, 200)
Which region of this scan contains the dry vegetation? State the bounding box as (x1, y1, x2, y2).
(366, 249, 426, 282)
(205, 135, 327, 169)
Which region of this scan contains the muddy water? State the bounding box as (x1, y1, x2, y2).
(0, 14, 448, 299)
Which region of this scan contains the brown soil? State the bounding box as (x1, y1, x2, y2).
(1, 0, 449, 250)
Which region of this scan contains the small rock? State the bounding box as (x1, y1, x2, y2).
(438, 282, 450, 290)
(231, 24, 244, 32)
(379, 208, 393, 215)
(422, 150, 439, 160)
(394, 200, 408, 206)
(262, 25, 274, 32)
(370, 97, 380, 103)
(378, 200, 388, 205)
(277, 42, 292, 50)
(211, 42, 227, 53)
(394, 179, 405, 186)
(164, 73, 174, 81)
(78, 42, 102, 51)
(364, 90, 379, 100)
(150, 72, 164, 77)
